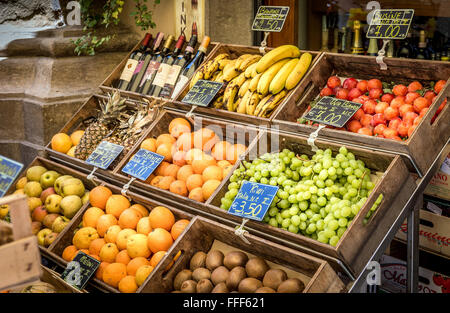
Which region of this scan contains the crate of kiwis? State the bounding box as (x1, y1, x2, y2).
(139, 216, 345, 293)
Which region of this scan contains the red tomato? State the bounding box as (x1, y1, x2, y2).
(346, 120, 362, 133)
(327, 76, 341, 89)
(343, 78, 358, 90)
(358, 127, 373, 136)
(320, 87, 333, 97)
(368, 79, 382, 90)
(381, 93, 394, 104)
(375, 102, 389, 114)
(374, 124, 387, 136)
(369, 88, 383, 99)
(362, 99, 377, 114)
(371, 113, 386, 127)
(405, 92, 420, 104)
(393, 84, 408, 96)
(335, 88, 349, 100)
(388, 118, 402, 131)
(357, 80, 369, 93)
(347, 88, 362, 100)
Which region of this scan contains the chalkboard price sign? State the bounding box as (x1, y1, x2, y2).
(122, 149, 164, 181)
(304, 96, 363, 128)
(182, 80, 223, 107)
(228, 181, 279, 221)
(86, 141, 124, 170)
(61, 251, 100, 290)
(252, 6, 290, 32)
(367, 9, 414, 40)
(0, 155, 23, 197)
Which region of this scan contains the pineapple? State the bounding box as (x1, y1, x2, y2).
(74, 90, 127, 160)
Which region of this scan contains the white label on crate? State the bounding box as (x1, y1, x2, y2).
(440, 157, 450, 175)
(119, 59, 139, 82)
(152, 63, 172, 88)
(427, 202, 443, 216)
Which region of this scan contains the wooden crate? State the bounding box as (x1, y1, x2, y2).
(45, 94, 164, 178)
(140, 216, 345, 293)
(44, 180, 194, 293)
(3, 157, 100, 260)
(98, 36, 220, 101)
(169, 43, 321, 126)
(0, 195, 42, 291)
(110, 109, 260, 210)
(272, 52, 450, 176)
(206, 129, 417, 277)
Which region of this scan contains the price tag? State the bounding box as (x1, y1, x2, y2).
(304, 96, 363, 128)
(228, 181, 279, 221)
(182, 80, 223, 107)
(85, 141, 124, 170)
(121, 149, 164, 181)
(61, 251, 100, 290)
(0, 155, 23, 197)
(367, 9, 414, 40)
(252, 6, 290, 32)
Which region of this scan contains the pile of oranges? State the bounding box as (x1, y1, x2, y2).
(136, 117, 247, 203)
(61, 185, 189, 293)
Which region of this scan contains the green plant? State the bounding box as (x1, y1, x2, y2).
(131, 0, 160, 31)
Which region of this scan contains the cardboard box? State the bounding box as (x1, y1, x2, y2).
(424, 144, 450, 201)
(380, 255, 450, 293)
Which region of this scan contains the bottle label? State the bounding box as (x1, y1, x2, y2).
(152, 63, 171, 88)
(140, 60, 161, 88)
(133, 60, 145, 75)
(119, 59, 139, 82)
(159, 65, 183, 98)
(171, 75, 189, 100)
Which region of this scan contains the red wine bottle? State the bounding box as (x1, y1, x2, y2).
(117, 33, 152, 90)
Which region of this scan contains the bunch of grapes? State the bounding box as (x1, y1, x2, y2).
(220, 146, 383, 246)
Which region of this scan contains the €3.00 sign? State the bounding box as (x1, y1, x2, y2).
(121, 149, 164, 181)
(228, 181, 279, 221)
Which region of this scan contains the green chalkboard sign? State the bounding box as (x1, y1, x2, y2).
(61, 251, 100, 290)
(366, 9, 414, 40)
(304, 96, 362, 128)
(252, 6, 290, 32)
(182, 80, 223, 107)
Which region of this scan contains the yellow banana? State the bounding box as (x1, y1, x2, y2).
(212, 96, 224, 109)
(235, 54, 254, 70)
(256, 45, 301, 73)
(237, 89, 252, 114)
(189, 69, 204, 89)
(256, 90, 288, 117)
(254, 94, 272, 117)
(222, 67, 240, 82)
(245, 63, 257, 78)
(246, 92, 261, 115)
(269, 58, 299, 95)
(238, 79, 251, 97)
(214, 53, 230, 62)
(251, 64, 258, 78)
(211, 70, 222, 82)
(214, 72, 224, 82)
(257, 58, 291, 96)
(203, 59, 220, 80)
(223, 73, 246, 111)
(249, 73, 262, 92)
(285, 52, 313, 90)
(238, 54, 262, 72)
(218, 58, 232, 70)
(223, 59, 237, 73)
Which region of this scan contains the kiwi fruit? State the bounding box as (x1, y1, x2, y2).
(255, 286, 276, 293)
(173, 269, 193, 290)
(262, 268, 287, 290)
(223, 251, 249, 270)
(238, 277, 263, 293)
(190, 251, 207, 271)
(205, 250, 224, 271)
(245, 257, 270, 279)
(180, 280, 197, 293)
(212, 282, 229, 293)
(277, 278, 305, 293)
(196, 279, 214, 293)
(226, 266, 247, 291)
(211, 266, 230, 285)
(192, 267, 211, 282)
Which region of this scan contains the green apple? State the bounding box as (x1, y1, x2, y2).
(24, 181, 43, 198)
(44, 232, 58, 247)
(45, 194, 63, 214)
(54, 175, 73, 196)
(27, 197, 42, 213)
(40, 171, 61, 189)
(26, 166, 47, 182)
(52, 216, 70, 233)
(61, 178, 85, 197)
(40, 187, 56, 203)
(37, 228, 52, 246)
(81, 191, 90, 205)
(61, 195, 83, 219)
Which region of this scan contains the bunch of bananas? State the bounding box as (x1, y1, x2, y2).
(188, 45, 313, 118)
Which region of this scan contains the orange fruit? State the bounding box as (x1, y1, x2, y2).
(227, 144, 247, 164)
(96, 214, 118, 237)
(193, 128, 219, 152)
(51, 133, 73, 153)
(103, 263, 127, 288)
(149, 250, 167, 267)
(144, 174, 156, 185)
(185, 148, 204, 164)
(155, 161, 170, 176)
(72, 227, 99, 249)
(105, 195, 131, 219)
(99, 242, 119, 263)
(115, 249, 131, 265)
(202, 180, 221, 200)
(188, 187, 204, 202)
(116, 229, 137, 250)
(118, 275, 138, 293)
(217, 160, 232, 169)
(104, 225, 122, 244)
(140, 138, 157, 152)
(163, 164, 180, 178)
(135, 265, 154, 286)
(192, 155, 216, 174)
(126, 257, 150, 276)
(136, 217, 152, 235)
(89, 238, 106, 256)
(118, 208, 143, 229)
(127, 233, 151, 258)
(156, 143, 174, 162)
(157, 176, 175, 190)
(175, 132, 194, 152)
(150, 175, 164, 188)
(70, 130, 85, 146)
(212, 141, 231, 161)
(62, 245, 78, 262)
(147, 228, 174, 253)
(169, 118, 192, 138)
(156, 133, 176, 148)
(149, 206, 175, 231)
(171, 219, 190, 240)
(172, 150, 186, 167)
(89, 186, 113, 210)
(202, 165, 223, 182)
(169, 180, 188, 196)
(95, 261, 110, 280)
(83, 207, 105, 228)
(186, 174, 203, 192)
(79, 249, 90, 255)
(177, 165, 194, 182)
(129, 204, 149, 217)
